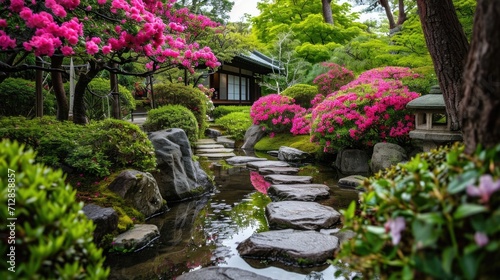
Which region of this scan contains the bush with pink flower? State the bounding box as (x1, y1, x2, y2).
(310, 67, 420, 152)
(250, 94, 305, 135)
(313, 62, 355, 96)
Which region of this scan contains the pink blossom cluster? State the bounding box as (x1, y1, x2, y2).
(310, 67, 420, 152)
(313, 62, 355, 96)
(0, 0, 220, 71)
(250, 94, 305, 135)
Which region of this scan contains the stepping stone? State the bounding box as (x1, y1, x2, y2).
(338, 175, 367, 190)
(226, 156, 267, 165)
(258, 167, 300, 175)
(266, 201, 340, 230)
(194, 139, 217, 145)
(176, 267, 274, 280)
(278, 146, 312, 162)
(268, 184, 330, 201)
(195, 144, 226, 149)
(263, 174, 313, 184)
(112, 224, 159, 252)
(216, 136, 235, 148)
(237, 229, 339, 266)
(246, 160, 290, 170)
(195, 148, 234, 153)
(196, 152, 236, 159)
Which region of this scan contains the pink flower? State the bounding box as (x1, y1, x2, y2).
(474, 232, 489, 247)
(466, 174, 500, 204)
(384, 217, 405, 245)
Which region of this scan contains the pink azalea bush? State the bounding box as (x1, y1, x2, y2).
(310, 67, 420, 152)
(250, 94, 305, 136)
(313, 62, 355, 96)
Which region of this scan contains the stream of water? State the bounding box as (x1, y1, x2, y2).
(106, 161, 360, 280)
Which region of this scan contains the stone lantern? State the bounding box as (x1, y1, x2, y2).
(406, 85, 462, 151)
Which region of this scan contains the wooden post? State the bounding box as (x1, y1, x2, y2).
(35, 57, 43, 117)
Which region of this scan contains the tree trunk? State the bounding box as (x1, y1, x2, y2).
(462, 0, 500, 153)
(73, 60, 103, 125)
(380, 0, 396, 29)
(321, 0, 334, 25)
(416, 0, 469, 131)
(109, 63, 121, 119)
(51, 56, 69, 121)
(396, 0, 406, 25)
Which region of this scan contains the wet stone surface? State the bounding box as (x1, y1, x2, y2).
(246, 160, 291, 170)
(258, 167, 300, 175)
(267, 184, 330, 202)
(226, 156, 268, 165)
(266, 201, 340, 230)
(263, 174, 313, 185)
(237, 229, 339, 266)
(176, 266, 275, 280)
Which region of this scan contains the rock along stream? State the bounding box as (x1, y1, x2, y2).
(106, 152, 360, 280)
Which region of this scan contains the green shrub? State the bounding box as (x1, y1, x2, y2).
(281, 84, 319, 109)
(154, 83, 207, 138)
(0, 139, 109, 279)
(402, 66, 438, 95)
(143, 105, 199, 144)
(336, 143, 500, 279)
(85, 78, 135, 120)
(215, 112, 252, 141)
(0, 77, 56, 117)
(0, 117, 156, 177)
(212, 105, 252, 119)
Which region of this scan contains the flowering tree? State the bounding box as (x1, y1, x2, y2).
(0, 0, 220, 123)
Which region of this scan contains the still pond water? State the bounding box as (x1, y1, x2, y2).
(106, 160, 360, 280)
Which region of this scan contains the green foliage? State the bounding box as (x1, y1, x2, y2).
(212, 105, 251, 119)
(0, 78, 56, 117)
(143, 104, 199, 144)
(0, 117, 156, 177)
(154, 83, 208, 138)
(402, 66, 438, 95)
(85, 78, 135, 120)
(336, 143, 500, 279)
(214, 112, 252, 141)
(254, 133, 320, 155)
(281, 84, 319, 109)
(0, 139, 109, 279)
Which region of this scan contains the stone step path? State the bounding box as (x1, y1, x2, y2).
(194, 137, 236, 159)
(221, 156, 349, 267)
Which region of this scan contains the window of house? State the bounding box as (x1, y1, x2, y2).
(219, 73, 249, 101)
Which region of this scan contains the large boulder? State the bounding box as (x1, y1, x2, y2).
(266, 201, 341, 230)
(335, 149, 370, 176)
(277, 146, 311, 162)
(371, 142, 408, 173)
(237, 229, 339, 266)
(82, 204, 118, 244)
(176, 267, 274, 280)
(107, 169, 164, 217)
(241, 125, 266, 150)
(148, 129, 214, 201)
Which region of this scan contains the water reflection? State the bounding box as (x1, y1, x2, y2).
(107, 164, 360, 280)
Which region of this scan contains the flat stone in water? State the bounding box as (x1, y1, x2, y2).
(237, 229, 339, 266)
(266, 201, 340, 230)
(176, 266, 275, 280)
(113, 224, 159, 251)
(258, 167, 300, 175)
(195, 148, 234, 153)
(268, 184, 330, 201)
(246, 160, 290, 170)
(338, 175, 367, 190)
(195, 144, 226, 149)
(263, 174, 313, 184)
(226, 156, 268, 165)
(194, 139, 217, 145)
(196, 152, 236, 159)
